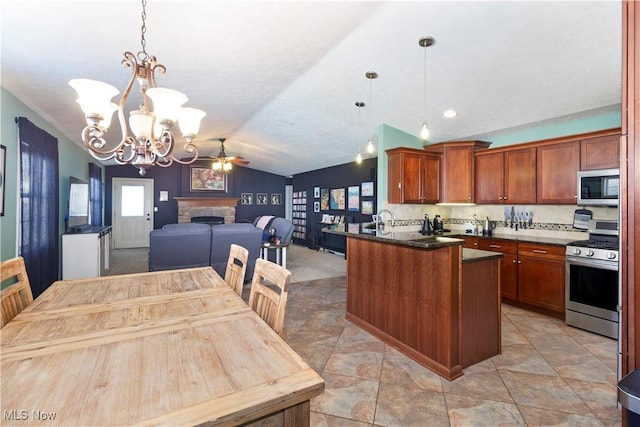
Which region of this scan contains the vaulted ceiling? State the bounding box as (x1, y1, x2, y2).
(1, 1, 621, 176)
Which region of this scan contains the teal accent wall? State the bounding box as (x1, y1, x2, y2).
(473, 111, 621, 148)
(0, 87, 100, 265)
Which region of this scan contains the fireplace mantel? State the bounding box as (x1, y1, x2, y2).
(174, 197, 240, 207)
(174, 197, 240, 223)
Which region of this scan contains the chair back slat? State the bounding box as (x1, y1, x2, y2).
(248, 258, 291, 336)
(225, 244, 249, 296)
(1, 257, 34, 327)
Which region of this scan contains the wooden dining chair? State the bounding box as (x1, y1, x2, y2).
(248, 258, 291, 336)
(1, 256, 34, 328)
(225, 244, 249, 296)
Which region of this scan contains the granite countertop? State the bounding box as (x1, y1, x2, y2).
(323, 223, 505, 262)
(323, 223, 464, 250)
(447, 231, 581, 247)
(64, 225, 112, 235)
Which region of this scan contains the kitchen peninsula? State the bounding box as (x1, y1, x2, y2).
(326, 224, 503, 380)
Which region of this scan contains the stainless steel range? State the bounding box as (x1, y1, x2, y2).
(565, 219, 619, 339)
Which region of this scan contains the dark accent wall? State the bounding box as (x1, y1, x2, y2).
(292, 157, 377, 251)
(105, 160, 286, 229)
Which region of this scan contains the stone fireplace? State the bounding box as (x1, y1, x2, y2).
(174, 197, 240, 224)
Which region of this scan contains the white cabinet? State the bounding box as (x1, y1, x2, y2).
(62, 227, 112, 279)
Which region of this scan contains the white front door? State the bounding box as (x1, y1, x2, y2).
(112, 178, 154, 249)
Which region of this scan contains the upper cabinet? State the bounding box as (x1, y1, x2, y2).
(475, 147, 536, 204)
(424, 141, 491, 203)
(386, 147, 440, 204)
(537, 141, 580, 204)
(580, 134, 621, 170)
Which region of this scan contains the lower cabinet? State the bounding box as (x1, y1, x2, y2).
(516, 242, 565, 314)
(477, 239, 518, 301)
(472, 237, 565, 316)
(62, 227, 112, 280)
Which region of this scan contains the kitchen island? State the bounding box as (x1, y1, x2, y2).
(325, 223, 503, 380)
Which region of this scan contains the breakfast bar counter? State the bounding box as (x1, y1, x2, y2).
(325, 224, 502, 380)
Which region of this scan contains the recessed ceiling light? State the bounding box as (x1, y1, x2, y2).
(443, 110, 457, 118)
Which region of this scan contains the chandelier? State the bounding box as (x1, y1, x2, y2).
(69, 0, 206, 176)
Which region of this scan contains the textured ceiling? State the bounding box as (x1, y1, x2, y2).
(1, 1, 622, 177)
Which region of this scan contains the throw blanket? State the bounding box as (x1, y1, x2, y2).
(255, 215, 275, 230)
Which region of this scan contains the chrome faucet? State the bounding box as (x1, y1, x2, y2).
(376, 209, 395, 228)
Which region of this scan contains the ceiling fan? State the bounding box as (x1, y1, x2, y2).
(203, 138, 250, 172)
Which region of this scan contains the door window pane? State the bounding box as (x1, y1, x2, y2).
(121, 185, 144, 216)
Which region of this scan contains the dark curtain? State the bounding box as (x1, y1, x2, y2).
(17, 117, 59, 297)
(89, 162, 102, 226)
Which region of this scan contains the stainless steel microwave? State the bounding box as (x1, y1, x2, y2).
(577, 168, 620, 206)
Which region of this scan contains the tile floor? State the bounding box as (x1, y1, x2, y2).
(280, 276, 621, 427)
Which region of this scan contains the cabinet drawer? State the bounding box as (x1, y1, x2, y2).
(477, 239, 517, 254)
(517, 243, 565, 261)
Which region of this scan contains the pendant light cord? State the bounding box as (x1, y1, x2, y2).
(423, 42, 427, 123)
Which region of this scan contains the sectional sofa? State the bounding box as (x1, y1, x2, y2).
(148, 222, 263, 279)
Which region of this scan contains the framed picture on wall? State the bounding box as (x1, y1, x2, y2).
(256, 193, 268, 205)
(361, 181, 374, 197)
(314, 201, 320, 212)
(361, 200, 374, 215)
(330, 188, 345, 210)
(348, 186, 359, 212)
(270, 193, 281, 205)
(241, 193, 253, 205)
(314, 186, 320, 198)
(320, 188, 329, 211)
(190, 167, 227, 192)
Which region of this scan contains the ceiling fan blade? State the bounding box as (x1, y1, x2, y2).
(232, 159, 250, 165)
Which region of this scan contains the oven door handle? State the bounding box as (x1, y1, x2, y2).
(566, 256, 619, 271)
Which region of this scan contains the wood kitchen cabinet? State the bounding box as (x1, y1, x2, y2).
(537, 140, 580, 204)
(386, 147, 440, 204)
(580, 133, 621, 170)
(460, 235, 478, 249)
(424, 140, 491, 204)
(475, 147, 536, 204)
(477, 238, 518, 301)
(516, 242, 565, 315)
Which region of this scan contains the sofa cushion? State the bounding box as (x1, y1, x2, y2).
(148, 223, 212, 271)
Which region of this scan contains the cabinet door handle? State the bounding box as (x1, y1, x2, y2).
(512, 259, 516, 263)
(489, 244, 501, 249)
(517, 260, 522, 264)
(532, 249, 547, 254)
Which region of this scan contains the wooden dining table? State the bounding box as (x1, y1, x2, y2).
(0, 267, 324, 426)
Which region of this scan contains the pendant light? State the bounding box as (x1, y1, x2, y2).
(419, 36, 435, 141)
(355, 101, 365, 164)
(365, 71, 378, 154)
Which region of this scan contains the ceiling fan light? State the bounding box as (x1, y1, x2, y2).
(420, 122, 430, 140)
(223, 162, 233, 171)
(212, 161, 222, 171)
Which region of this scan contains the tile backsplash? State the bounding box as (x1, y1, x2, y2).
(381, 203, 619, 240)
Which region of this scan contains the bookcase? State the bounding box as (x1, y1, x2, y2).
(292, 190, 307, 245)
